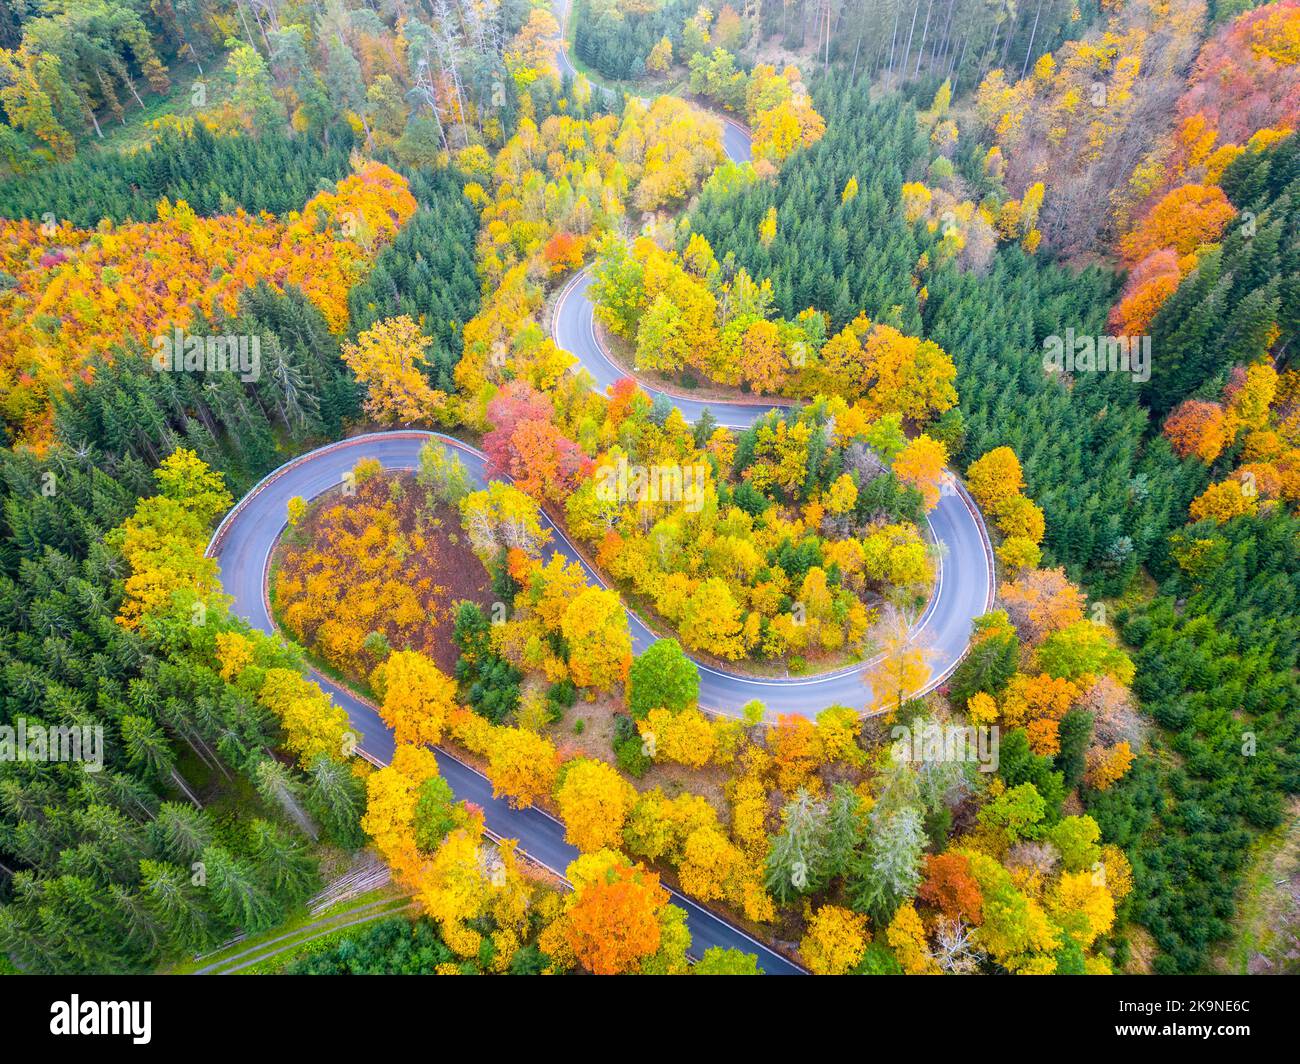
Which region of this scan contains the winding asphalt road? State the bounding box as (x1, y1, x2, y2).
(547, 0, 992, 706)
(554, 264, 994, 708)
(204, 20, 992, 974)
(207, 431, 805, 973)
(552, 0, 752, 164)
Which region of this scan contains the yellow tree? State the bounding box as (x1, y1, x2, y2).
(417, 819, 494, 957)
(109, 449, 232, 628)
(504, 7, 562, 80)
(1189, 479, 1259, 524)
(816, 704, 865, 767)
(646, 36, 673, 73)
(860, 325, 957, 422)
(753, 98, 825, 165)
(998, 536, 1042, 572)
(555, 758, 637, 852)
(824, 473, 858, 515)
(863, 608, 932, 712)
(370, 649, 458, 747)
(257, 668, 354, 769)
(893, 434, 948, 511)
(460, 482, 551, 563)
(152, 447, 235, 525)
(738, 318, 787, 393)
(1224, 363, 1279, 437)
(341, 315, 445, 424)
(1051, 871, 1116, 949)
(642, 707, 716, 769)
(215, 631, 256, 683)
(679, 577, 747, 659)
(623, 788, 716, 863)
(997, 494, 1046, 543)
(886, 902, 939, 974)
(967, 691, 998, 726)
(677, 825, 744, 905)
(800, 904, 870, 975)
(561, 587, 632, 691)
(966, 446, 1025, 513)
(361, 743, 444, 887)
(486, 725, 560, 809)
(529, 555, 590, 632)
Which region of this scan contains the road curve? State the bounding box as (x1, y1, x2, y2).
(552, 0, 752, 164)
(204, 17, 989, 975)
(548, 11, 992, 710)
(207, 431, 805, 973)
(552, 266, 995, 711)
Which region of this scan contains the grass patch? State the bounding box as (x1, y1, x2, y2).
(165, 885, 407, 974)
(86, 58, 230, 158)
(231, 903, 419, 974)
(1216, 800, 1300, 974)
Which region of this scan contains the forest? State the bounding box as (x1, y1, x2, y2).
(0, 0, 1297, 984)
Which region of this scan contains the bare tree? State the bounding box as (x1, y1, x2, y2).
(932, 918, 982, 974)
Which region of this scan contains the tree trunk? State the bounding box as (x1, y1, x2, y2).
(977, 24, 1000, 83)
(1021, 0, 1045, 79)
(914, 0, 935, 77)
(934, 0, 958, 76)
(1000, 6, 1017, 69)
(902, 0, 922, 80)
(232, 0, 258, 49)
(888, 0, 902, 75)
(170, 768, 203, 809)
(950, 27, 970, 84)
